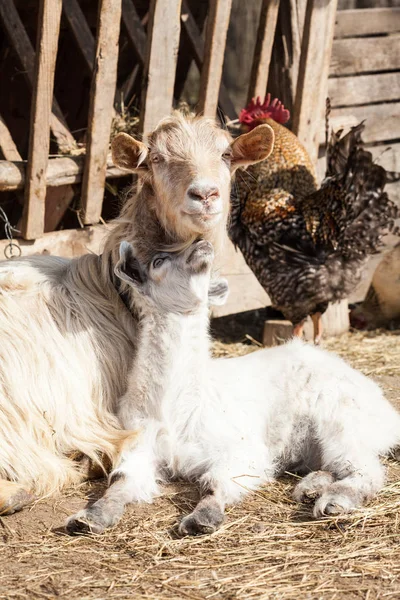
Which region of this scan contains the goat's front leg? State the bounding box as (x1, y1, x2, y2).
(179, 462, 271, 536)
(66, 441, 158, 535)
(179, 478, 225, 536)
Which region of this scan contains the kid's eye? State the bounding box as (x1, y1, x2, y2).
(152, 257, 166, 269)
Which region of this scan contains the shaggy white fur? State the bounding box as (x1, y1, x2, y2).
(67, 241, 400, 536)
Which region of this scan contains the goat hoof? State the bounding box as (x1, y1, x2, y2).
(313, 493, 356, 519)
(293, 471, 334, 504)
(179, 507, 224, 537)
(66, 511, 106, 535)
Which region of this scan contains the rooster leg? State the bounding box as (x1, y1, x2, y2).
(293, 321, 305, 338)
(311, 313, 323, 345)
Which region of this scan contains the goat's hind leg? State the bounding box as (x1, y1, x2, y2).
(0, 480, 34, 515)
(293, 471, 334, 503)
(313, 453, 385, 518)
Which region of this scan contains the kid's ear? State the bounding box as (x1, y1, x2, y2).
(230, 124, 274, 171)
(208, 277, 229, 306)
(111, 133, 149, 171)
(114, 241, 147, 287)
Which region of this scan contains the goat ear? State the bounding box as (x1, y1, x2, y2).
(111, 133, 148, 171)
(208, 277, 229, 306)
(114, 241, 147, 287)
(230, 124, 274, 171)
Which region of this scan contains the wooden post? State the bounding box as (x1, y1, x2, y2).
(198, 0, 233, 117)
(292, 0, 338, 162)
(247, 0, 280, 103)
(140, 0, 182, 135)
(81, 0, 122, 226)
(263, 320, 293, 347)
(21, 0, 63, 240)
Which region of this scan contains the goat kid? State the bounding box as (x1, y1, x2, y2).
(67, 241, 400, 535)
(0, 113, 274, 513)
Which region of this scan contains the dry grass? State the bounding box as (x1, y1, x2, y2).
(1, 330, 400, 600)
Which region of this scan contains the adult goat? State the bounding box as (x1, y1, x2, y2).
(0, 113, 274, 514)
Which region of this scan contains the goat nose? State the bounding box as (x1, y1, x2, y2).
(187, 184, 220, 202)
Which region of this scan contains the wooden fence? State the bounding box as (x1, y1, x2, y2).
(0, 1, 399, 316)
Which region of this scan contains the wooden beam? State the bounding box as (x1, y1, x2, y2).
(0, 116, 22, 161)
(62, 0, 96, 72)
(0, 0, 75, 152)
(335, 8, 400, 38)
(198, 0, 233, 117)
(247, 0, 280, 103)
(121, 0, 147, 63)
(21, 0, 63, 240)
(328, 72, 400, 108)
(140, 0, 182, 134)
(331, 35, 400, 76)
(0, 156, 126, 192)
(0, 225, 108, 260)
(81, 0, 122, 225)
(292, 0, 338, 162)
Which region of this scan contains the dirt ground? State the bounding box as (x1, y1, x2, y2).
(1, 328, 400, 600)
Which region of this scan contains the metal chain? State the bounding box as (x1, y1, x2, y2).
(0, 206, 21, 259)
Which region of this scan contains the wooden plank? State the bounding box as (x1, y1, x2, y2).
(247, 0, 280, 103)
(21, 0, 63, 240)
(140, 0, 182, 134)
(321, 102, 400, 145)
(63, 0, 96, 72)
(0, 225, 108, 260)
(335, 8, 400, 38)
(0, 116, 22, 161)
(292, 0, 338, 161)
(44, 185, 75, 233)
(81, 0, 122, 226)
(328, 72, 400, 107)
(198, 0, 233, 117)
(121, 0, 147, 63)
(0, 0, 75, 152)
(0, 156, 126, 191)
(331, 35, 400, 76)
(180, 0, 236, 119)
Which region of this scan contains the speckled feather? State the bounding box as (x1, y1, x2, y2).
(230, 118, 399, 325)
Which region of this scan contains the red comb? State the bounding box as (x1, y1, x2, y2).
(239, 94, 290, 125)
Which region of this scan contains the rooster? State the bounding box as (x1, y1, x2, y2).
(229, 95, 399, 343)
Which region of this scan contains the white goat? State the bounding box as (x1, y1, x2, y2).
(67, 240, 400, 535)
(0, 113, 274, 514)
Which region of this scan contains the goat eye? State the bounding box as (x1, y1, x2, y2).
(151, 154, 161, 164)
(152, 257, 165, 269)
(222, 150, 233, 161)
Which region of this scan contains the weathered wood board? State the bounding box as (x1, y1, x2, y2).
(22, 0, 64, 240)
(81, 0, 122, 225)
(334, 7, 400, 38)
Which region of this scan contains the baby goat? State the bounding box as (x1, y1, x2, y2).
(67, 241, 400, 536)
